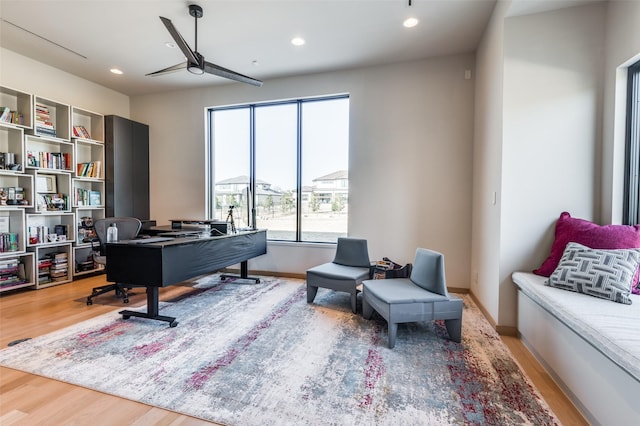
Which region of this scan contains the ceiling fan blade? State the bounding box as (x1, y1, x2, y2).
(159, 16, 199, 65)
(203, 61, 263, 87)
(145, 61, 187, 76)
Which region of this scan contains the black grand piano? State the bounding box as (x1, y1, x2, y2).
(106, 229, 267, 327)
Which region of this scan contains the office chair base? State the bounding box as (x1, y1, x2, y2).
(86, 284, 132, 305)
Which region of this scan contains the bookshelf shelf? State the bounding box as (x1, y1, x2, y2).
(0, 86, 32, 129)
(26, 212, 75, 247)
(71, 107, 104, 143)
(72, 178, 104, 208)
(0, 123, 26, 172)
(0, 252, 35, 293)
(32, 243, 72, 288)
(32, 96, 70, 141)
(74, 139, 104, 179)
(27, 170, 72, 214)
(0, 173, 34, 209)
(25, 134, 74, 173)
(72, 207, 104, 277)
(0, 208, 26, 255)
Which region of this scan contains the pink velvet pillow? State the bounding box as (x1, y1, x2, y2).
(533, 212, 640, 295)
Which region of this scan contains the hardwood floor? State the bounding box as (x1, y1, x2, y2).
(0, 275, 587, 425)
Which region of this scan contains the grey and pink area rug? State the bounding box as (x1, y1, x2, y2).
(0, 276, 558, 425)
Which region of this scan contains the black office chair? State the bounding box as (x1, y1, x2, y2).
(86, 217, 142, 305)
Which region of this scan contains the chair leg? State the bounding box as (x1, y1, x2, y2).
(445, 318, 462, 343)
(307, 284, 318, 303)
(362, 297, 373, 319)
(350, 291, 357, 314)
(388, 322, 398, 349)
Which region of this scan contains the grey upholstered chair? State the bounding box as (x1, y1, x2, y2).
(362, 248, 462, 348)
(306, 237, 371, 313)
(86, 217, 142, 305)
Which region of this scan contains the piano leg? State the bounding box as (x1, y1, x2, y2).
(220, 260, 261, 283)
(119, 287, 178, 327)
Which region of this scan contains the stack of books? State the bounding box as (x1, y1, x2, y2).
(38, 257, 53, 284)
(35, 103, 56, 137)
(0, 258, 27, 290)
(75, 254, 96, 272)
(50, 252, 68, 282)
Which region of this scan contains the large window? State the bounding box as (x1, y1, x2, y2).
(207, 95, 349, 243)
(624, 61, 640, 225)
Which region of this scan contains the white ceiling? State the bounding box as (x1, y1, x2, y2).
(0, 0, 601, 97)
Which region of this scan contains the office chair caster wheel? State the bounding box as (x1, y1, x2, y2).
(256, 279, 261, 283)
(123, 298, 129, 303)
(122, 315, 130, 320)
(169, 321, 178, 327)
(86, 299, 93, 305)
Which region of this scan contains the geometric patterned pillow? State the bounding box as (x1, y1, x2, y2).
(546, 242, 640, 304)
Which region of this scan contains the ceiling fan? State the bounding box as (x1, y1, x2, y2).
(146, 4, 263, 87)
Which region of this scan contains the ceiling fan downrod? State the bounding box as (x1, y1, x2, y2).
(189, 4, 202, 53)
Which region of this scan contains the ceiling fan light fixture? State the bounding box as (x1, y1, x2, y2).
(110, 68, 123, 75)
(403, 17, 419, 28)
(187, 62, 205, 75)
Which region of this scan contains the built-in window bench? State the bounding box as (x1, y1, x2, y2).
(512, 272, 640, 425)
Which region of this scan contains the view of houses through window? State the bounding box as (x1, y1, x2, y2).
(207, 96, 349, 242)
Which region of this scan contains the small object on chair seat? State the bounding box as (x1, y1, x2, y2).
(362, 248, 463, 348)
(306, 237, 370, 313)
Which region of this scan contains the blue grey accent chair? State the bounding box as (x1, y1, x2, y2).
(362, 248, 462, 348)
(306, 237, 371, 313)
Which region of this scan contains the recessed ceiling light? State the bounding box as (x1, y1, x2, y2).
(403, 17, 419, 28)
(165, 42, 176, 48)
(291, 37, 305, 46)
(110, 68, 123, 75)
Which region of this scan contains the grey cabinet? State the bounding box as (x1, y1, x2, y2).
(105, 115, 149, 220)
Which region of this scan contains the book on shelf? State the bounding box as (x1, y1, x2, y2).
(0, 233, 19, 253)
(0, 107, 24, 126)
(0, 107, 12, 123)
(27, 151, 70, 170)
(72, 125, 91, 139)
(89, 190, 101, 206)
(76, 161, 101, 178)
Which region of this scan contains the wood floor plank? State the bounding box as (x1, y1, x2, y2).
(0, 274, 585, 425)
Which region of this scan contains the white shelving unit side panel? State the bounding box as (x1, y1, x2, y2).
(0, 85, 32, 129)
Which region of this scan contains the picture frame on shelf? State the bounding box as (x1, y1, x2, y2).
(36, 175, 57, 193)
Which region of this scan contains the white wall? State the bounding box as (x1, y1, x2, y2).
(0, 48, 129, 116)
(500, 4, 606, 327)
(472, 2, 608, 327)
(471, 0, 508, 324)
(130, 55, 476, 285)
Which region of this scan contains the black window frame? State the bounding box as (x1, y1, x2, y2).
(624, 60, 640, 225)
(206, 94, 350, 242)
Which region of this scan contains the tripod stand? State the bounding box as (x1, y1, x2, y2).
(226, 205, 237, 234)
